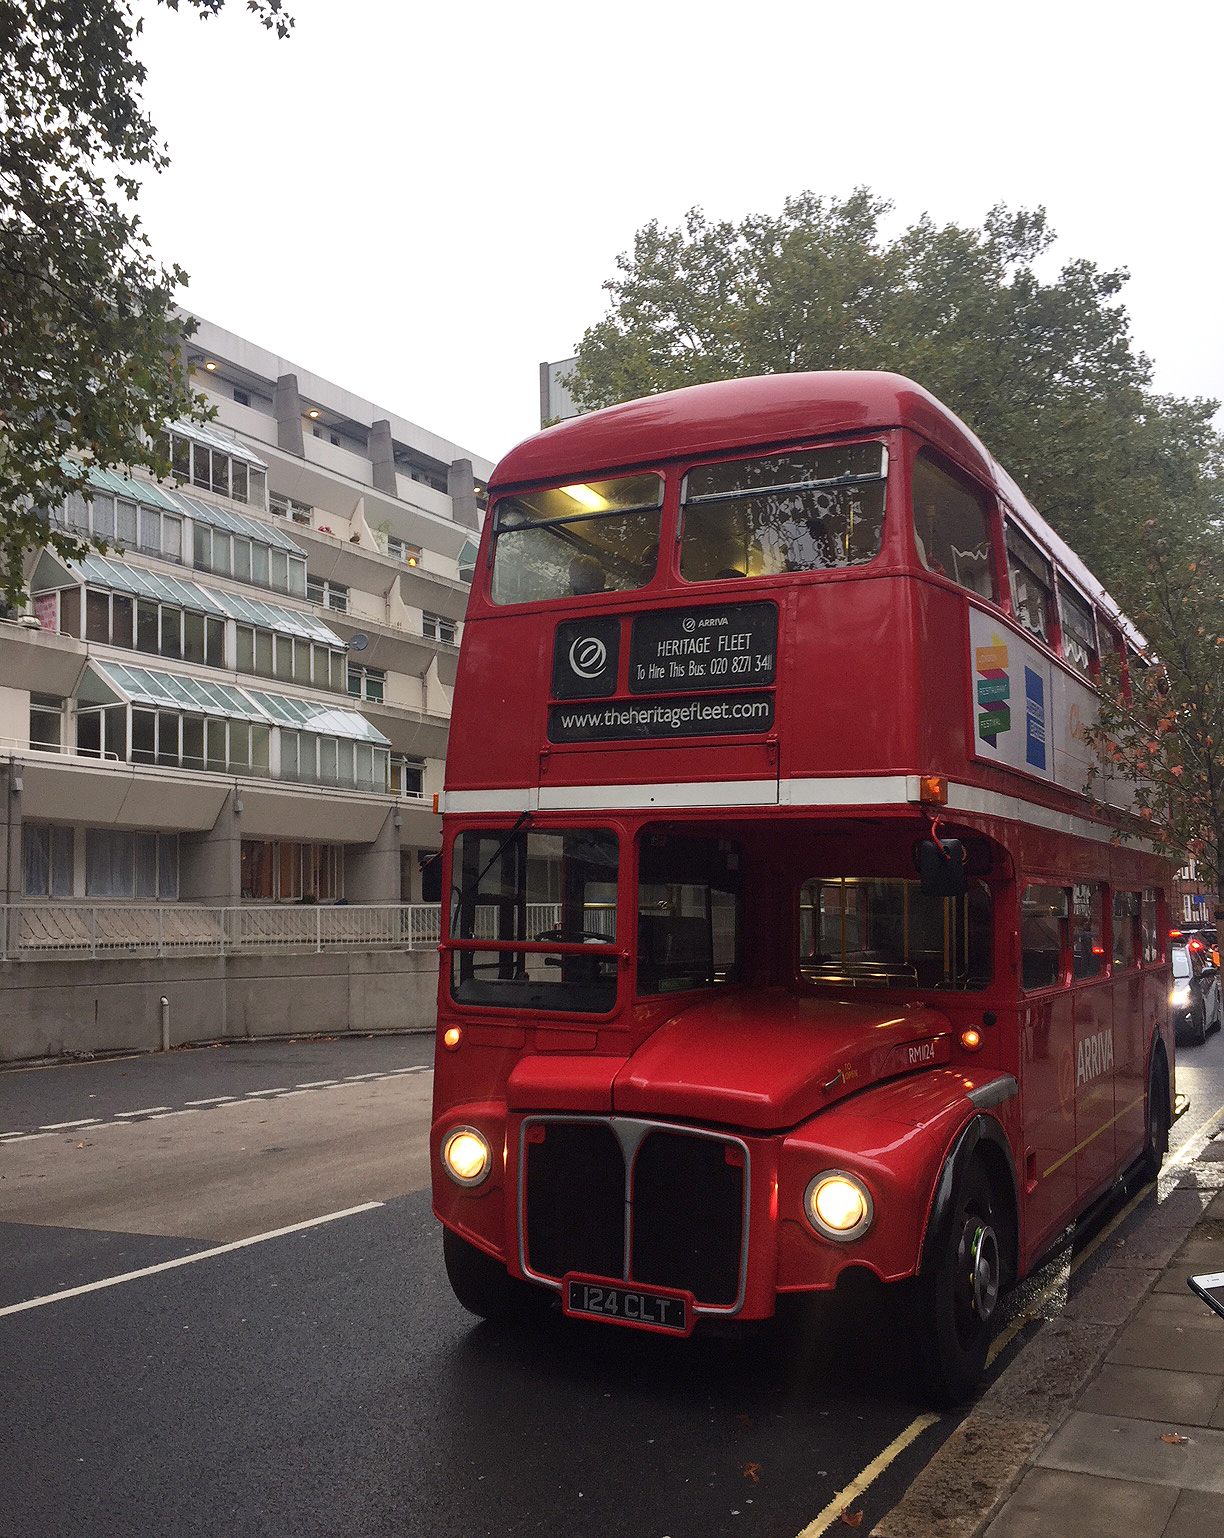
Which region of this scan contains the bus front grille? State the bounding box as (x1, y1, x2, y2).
(522, 1119, 746, 1309)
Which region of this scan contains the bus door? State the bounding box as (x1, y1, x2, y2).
(1020, 884, 1077, 1249)
(1070, 883, 1117, 1199)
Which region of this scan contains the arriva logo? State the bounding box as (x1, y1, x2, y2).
(569, 634, 608, 679)
(1076, 1029, 1114, 1087)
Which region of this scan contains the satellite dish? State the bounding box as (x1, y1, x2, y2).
(347, 633, 369, 652)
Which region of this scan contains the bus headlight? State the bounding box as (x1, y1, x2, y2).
(803, 1170, 873, 1242)
(442, 1126, 492, 1187)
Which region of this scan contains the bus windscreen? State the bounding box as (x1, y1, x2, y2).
(490, 474, 663, 605)
(681, 441, 887, 581)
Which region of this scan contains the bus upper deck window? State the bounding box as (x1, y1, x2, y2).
(680, 441, 887, 582)
(1005, 523, 1054, 643)
(911, 452, 997, 600)
(1059, 584, 1098, 676)
(489, 474, 663, 605)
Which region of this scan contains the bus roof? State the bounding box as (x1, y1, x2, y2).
(493, 370, 1140, 650)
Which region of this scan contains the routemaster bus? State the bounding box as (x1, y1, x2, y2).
(430, 371, 1174, 1405)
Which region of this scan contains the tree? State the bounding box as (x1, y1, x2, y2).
(568, 191, 1222, 596)
(0, 0, 292, 609)
(1087, 521, 1224, 915)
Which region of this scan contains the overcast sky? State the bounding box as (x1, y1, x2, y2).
(131, 0, 1224, 467)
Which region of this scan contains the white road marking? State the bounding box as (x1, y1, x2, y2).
(0, 1202, 385, 1318)
(0, 1068, 434, 1143)
(794, 1414, 941, 1537)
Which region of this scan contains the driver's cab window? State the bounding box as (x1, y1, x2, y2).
(637, 833, 740, 994)
(450, 827, 619, 1013)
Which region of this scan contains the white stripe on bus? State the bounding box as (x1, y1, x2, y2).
(440, 778, 1159, 854)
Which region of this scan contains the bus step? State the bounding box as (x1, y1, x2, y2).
(1174, 1093, 1191, 1121)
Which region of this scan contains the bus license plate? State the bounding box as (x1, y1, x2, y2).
(563, 1274, 693, 1336)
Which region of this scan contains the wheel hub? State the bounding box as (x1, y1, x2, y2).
(969, 1222, 1000, 1320)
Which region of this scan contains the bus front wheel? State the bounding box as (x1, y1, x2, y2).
(910, 1161, 1004, 1407)
(443, 1226, 549, 1324)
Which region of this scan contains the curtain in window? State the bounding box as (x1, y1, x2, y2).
(86, 829, 135, 897)
(22, 824, 50, 897)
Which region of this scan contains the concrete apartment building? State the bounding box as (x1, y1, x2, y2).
(0, 317, 493, 1061)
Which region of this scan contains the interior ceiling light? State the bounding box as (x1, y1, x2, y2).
(204, 360, 218, 371)
(561, 482, 606, 511)
(308, 409, 320, 419)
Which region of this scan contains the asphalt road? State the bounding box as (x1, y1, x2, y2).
(2, 1026, 1223, 1538)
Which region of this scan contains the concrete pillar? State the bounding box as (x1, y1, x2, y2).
(178, 789, 243, 905)
(344, 808, 400, 903)
(2, 757, 24, 913)
(370, 420, 397, 496)
(274, 374, 305, 457)
(448, 458, 480, 531)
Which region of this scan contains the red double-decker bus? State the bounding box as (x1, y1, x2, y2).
(430, 372, 1173, 1404)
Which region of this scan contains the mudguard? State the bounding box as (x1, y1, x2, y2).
(919, 1108, 1018, 1277)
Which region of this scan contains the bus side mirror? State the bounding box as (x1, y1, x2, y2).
(918, 838, 967, 898)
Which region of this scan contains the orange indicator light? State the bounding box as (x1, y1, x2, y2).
(959, 1027, 983, 1052)
(443, 1027, 462, 1051)
(919, 774, 947, 806)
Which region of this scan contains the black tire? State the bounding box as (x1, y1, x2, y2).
(1139, 1047, 1170, 1183)
(910, 1161, 1006, 1408)
(442, 1226, 550, 1324)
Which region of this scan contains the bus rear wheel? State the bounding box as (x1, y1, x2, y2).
(443, 1226, 550, 1324)
(910, 1161, 1004, 1408)
(1139, 1049, 1170, 1184)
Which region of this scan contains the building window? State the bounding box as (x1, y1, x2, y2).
(279, 731, 389, 793)
(84, 829, 178, 899)
(165, 430, 266, 508)
(241, 840, 343, 902)
(386, 536, 421, 566)
(235, 626, 344, 692)
(307, 576, 348, 613)
(391, 758, 425, 798)
(128, 708, 270, 777)
(270, 492, 313, 524)
(51, 492, 183, 564)
(22, 823, 74, 897)
(191, 524, 306, 598)
(422, 611, 456, 644)
(29, 694, 64, 750)
(76, 706, 128, 760)
(77, 586, 225, 666)
(347, 663, 385, 703)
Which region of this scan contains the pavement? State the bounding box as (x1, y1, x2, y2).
(876, 1116, 1224, 1538)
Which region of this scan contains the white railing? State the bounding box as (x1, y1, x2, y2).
(0, 900, 619, 960)
(0, 903, 444, 961)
